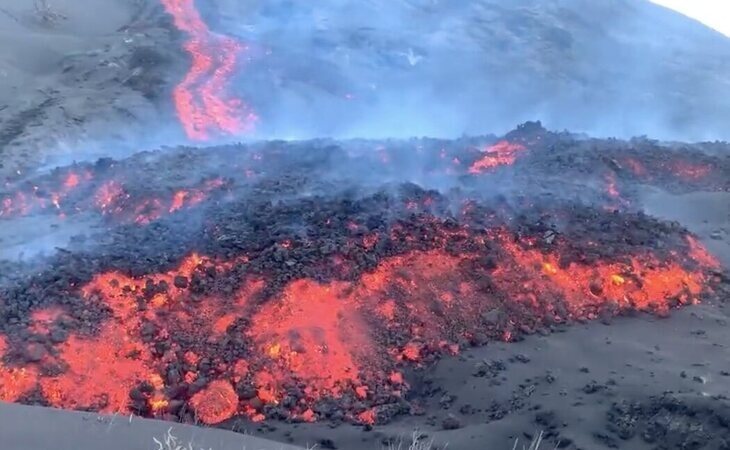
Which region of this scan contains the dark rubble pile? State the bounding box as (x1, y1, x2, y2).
(0, 184, 725, 426)
(0, 123, 728, 427)
(605, 394, 730, 449)
(1, 122, 729, 227)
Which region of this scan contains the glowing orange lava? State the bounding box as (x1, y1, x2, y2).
(0, 170, 92, 219)
(494, 231, 709, 315)
(2, 222, 721, 424)
(189, 380, 238, 424)
(605, 172, 620, 199)
(29, 307, 65, 334)
(358, 250, 484, 353)
(94, 180, 127, 214)
(666, 161, 713, 181)
(624, 158, 648, 178)
(94, 177, 225, 223)
(248, 280, 375, 401)
(39, 325, 155, 413)
(160, 0, 257, 140)
(0, 336, 38, 402)
(622, 156, 714, 184)
(469, 141, 527, 174)
(687, 236, 721, 269)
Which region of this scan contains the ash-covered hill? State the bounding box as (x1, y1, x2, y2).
(208, 0, 730, 141)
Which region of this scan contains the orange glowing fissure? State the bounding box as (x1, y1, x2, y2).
(0, 227, 720, 425)
(0, 171, 92, 219)
(621, 157, 714, 183)
(469, 141, 527, 174)
(93, 177, 225, 223)
(160, 0, 257, 140)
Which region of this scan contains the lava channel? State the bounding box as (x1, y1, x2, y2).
(161, 0, 257, 140)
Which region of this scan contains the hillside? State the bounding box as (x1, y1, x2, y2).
(208, 0, 730, 141)
(1, 0, 729, 178)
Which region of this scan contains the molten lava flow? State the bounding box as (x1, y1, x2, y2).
(94, 180, 127, 216)
(41, 256, 229, 414)
(0, 170, 92, 219)
(0, 192, 30, 218)
(248, 280, 375, 402)
(39, 325, 155, 413)
(0, 335, 38, 402)
(665, 161, 713, 181)
(605, 172, 620, 199)
(357, 250, 484, 357)
(469, 141, 527, 174)
(94, 177, 225, 223)
(621, 156, 714, 184)
(493, 231, 711, 316)
(160, 0, 256, 140)
(687, 236, 721, 270)
(169, 178, 225, 213)
(29, 307, 65, 335)
(603, 171, 629, 210)
(624, 157, 648, 178)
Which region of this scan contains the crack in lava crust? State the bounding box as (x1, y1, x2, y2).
(161, 0, 257, 140)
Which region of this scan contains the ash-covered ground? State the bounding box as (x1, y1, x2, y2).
(0, 123, 728, 449)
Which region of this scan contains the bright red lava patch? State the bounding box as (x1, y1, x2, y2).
(160, 0, 257, 140)
(469, 141, 527, 173)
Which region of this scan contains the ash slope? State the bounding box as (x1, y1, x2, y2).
(0, 0, 183, 178)
(211, 0, 730, 141)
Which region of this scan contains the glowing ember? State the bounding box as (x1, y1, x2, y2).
(160, 0, 257, 140)
(666, 161, 713, 181)
(0, 170, 92, 219)
(94, 177, 225, 223)
(189, 380, 238, 424)
(64, 172, 80, 189)
(605, 172, 620, 199)
(469, 141, 527, 174)
(624, 158, 648, 178)
(358, 408, 377, 425)
(493, 230, 710, 315)
(94, 180, 127, 214)
(687, 236, 721, 269)
(29, 307, 65, 334)
(620, 156, 716, 186)
(0, 336, 38, 402)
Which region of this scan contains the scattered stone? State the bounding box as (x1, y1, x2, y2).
(583, 381, 604, 394)
(442, 414, 462, 430)
(318, 438, 337, 449)
(439, 394, 456, 409)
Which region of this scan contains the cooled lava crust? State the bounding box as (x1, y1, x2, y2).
(0, 123, 727, 426)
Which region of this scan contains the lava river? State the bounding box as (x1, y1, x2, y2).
(161, 0, 257, 140)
